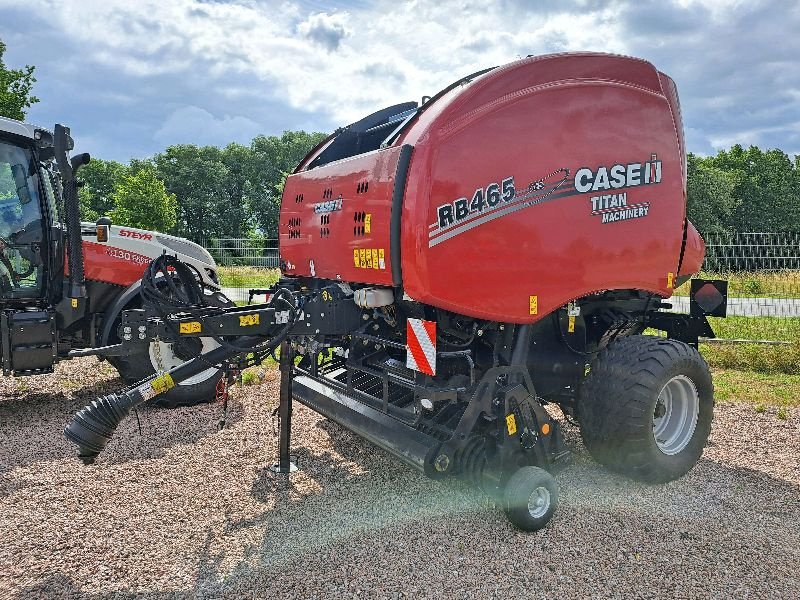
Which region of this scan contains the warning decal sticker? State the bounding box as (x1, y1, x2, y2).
(406, 318, 436, 376)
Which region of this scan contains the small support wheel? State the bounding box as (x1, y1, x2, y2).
(503, 466, 559, 531)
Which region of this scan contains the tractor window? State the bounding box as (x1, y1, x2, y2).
(0, 141, 44, 298)
(307, 101, 418, 169)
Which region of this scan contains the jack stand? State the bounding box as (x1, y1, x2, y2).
(269, 341, 298, 474)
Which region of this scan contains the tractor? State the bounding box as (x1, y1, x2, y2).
(0, 116, 229, 407)
(65, 53, 727, 531)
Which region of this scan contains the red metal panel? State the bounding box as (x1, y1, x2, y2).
(401, 57, 687, 323)
(679, 221, 705, 277)
(280, 146, 402, 285)
(81, 241, 150, 286)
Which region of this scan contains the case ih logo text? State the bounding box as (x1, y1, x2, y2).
(427, 155, 662, 246)
(119, 229, 153, 241)
(313, 197, 343, 214)
(574, 154, 662, 193)
(579, 154, 661, 224)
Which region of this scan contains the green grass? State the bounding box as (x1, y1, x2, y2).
(699, 316, 800, 375)
(648, 315, 800, 373)
(701, 341, 800, 375)
(673, 270, 800, 298)
(712, 368, 800, 408)
(707, 315, 799, 342)
(217, 266, 280, 288)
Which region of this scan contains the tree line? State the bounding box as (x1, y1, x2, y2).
(77, 132, 327, 241)
(687, 146, 800, 234)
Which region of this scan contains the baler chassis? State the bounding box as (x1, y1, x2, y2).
(65, 270, 574, 530)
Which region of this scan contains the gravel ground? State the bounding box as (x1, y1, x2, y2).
(1, 358, 798, 599)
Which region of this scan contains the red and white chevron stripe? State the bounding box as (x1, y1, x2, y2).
(406, 318, 436, 376)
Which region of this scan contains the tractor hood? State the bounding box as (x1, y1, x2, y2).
(80, 222, 220, 288)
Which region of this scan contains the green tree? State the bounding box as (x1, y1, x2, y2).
(153, 145, 231, 240)
(78, 158, 128, 221)
(247, 130, 327, 236)
(220, 142, 255, 238)
(686, 153, 739, 234)
(110, 166, 177, 232)
(0, 39, 39, 120)
(708, 145, 800, 231)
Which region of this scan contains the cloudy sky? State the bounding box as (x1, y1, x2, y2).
(1, 0, 798, 162)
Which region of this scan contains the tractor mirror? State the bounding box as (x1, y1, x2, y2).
(11, 164, 32, 204)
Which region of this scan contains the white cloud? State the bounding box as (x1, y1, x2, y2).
(297, 12, 350, 51)
(709, 121, 800, 152)
(14, 0, 629, 124)
(2, 0, 798, 159)
(153, 106, 261, 147)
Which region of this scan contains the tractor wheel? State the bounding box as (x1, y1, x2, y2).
(578, 335, 714, 484)
(109, 289, 234, 409)
(503, 466, 559, 531)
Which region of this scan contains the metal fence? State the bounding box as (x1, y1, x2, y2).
(703, 231, 800, 272)
(199, 237, 280, 268)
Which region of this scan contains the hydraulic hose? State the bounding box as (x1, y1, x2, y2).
(65, 337, 263, 463)
(65, 280, 298, 463)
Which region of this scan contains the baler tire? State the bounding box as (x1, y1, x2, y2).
(578, 335, 713, 484)
(503, 466, 559, 531)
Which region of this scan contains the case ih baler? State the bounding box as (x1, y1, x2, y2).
(66, 53, 727, 531)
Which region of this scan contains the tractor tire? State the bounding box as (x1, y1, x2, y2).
(503, 466, 559, 531)
(578, 335, 713, 484)
(109, 289, 234, 409)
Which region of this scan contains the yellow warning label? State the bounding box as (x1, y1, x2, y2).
(365, 213, 372, 234)
(529, 295, 538, 315)
(179, 321, 202, 334)
(506, 413, 517, 436)
(239, 314, 260, 327)
(151, 373, 175, 395)
(71, 298, 78, 308)
(354, 248, 387, 269)
(568, 315, 576, 333)
(667, 272, 674, 288)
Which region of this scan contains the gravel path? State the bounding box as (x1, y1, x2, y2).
(1, 358, 798, 599)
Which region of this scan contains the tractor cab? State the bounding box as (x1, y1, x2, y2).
(0, 140, 49, 300)
(0, 116, 86, 375)
(0, 117, 66, 307)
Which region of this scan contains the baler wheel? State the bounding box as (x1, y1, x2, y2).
(503, 466, 559, 531)
(578, 335, 713, 484)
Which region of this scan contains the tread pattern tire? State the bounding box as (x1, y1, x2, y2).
(503, 466, 559, 531)
(578, 335, 714, 484)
